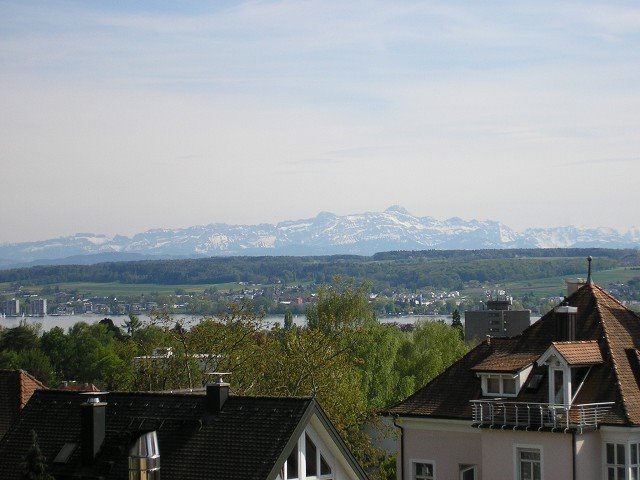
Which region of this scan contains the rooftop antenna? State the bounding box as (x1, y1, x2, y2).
(587, 256, 593, 285)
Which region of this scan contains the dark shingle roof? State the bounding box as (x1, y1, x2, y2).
(385, 284, 640, 426)
(0, 390, 315, 480)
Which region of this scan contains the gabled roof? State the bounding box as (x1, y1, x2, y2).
(384, 284, 640, 426)
(0, 390, 367, 480)
(537, 341, 603, 366)
(0, 370, 46, 439)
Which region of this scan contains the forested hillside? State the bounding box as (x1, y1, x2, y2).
(0, 248, 636, 290)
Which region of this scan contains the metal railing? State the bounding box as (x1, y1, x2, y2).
(470, 399, 614, 433)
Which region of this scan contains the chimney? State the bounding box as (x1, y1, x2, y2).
(565, 279, 586, 297)
(129, 431, 160, 480)
(80, 393, 107, 464)
(554, 301, 577, 341)
(205, 373, 230, 414)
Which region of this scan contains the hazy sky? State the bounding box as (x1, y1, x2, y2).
(1, 1, 639, 243)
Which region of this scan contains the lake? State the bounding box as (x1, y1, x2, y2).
(2, 313, 454, 332)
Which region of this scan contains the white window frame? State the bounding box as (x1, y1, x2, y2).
(513, 444, 543, 480)
(303, 430, 333, 480)
(410, 458, 436, 480)
(480, 373, 519, 397)
(459, 464, 477, 480)
(631, 442, 640, 480)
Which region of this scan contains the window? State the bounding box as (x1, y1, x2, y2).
(482, 374, 518, 397)
(553, 369, 565, 405)
(287, 444, 299, 479)
(606, 443, 626, 480)
(487, 376, 501, 394)
(503, 377, 516, 395)
(413, 462, 434, 480)
(305, 433, 332, 479)
(306, 434, 317, 477)
(631, 443, 640, 480)
(459, 465, 477, 480)
(517, 448, 541, 480)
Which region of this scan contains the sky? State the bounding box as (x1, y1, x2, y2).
(1, 1, 639, 243)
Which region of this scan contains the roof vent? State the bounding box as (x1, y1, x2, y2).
(129, 431, 160, 480)
(587, 256, 593, 285)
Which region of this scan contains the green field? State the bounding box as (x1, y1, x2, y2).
(4, 267, 639, 299)
(495, 267, 640, 297)
(3, 281, 255, 297)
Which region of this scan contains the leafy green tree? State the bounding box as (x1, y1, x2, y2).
(16, 350, 54, 385)
(22, 430, 53, 480)
(306, 279, 375, 333)
(451, 309, 464, 340)
(395, 321, 468, 392)
(0, 324, 40, 353)
(40, 327, 74, 380)
(122, 314, 141, 336)
(283, 310, 294, 330)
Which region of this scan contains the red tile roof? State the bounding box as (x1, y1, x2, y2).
(385, 283, 640, 426)
(552, 340, 603, 365)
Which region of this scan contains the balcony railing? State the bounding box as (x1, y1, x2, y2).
(470, 399, 614, 433)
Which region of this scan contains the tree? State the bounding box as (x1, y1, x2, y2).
(306, 279, 375, 333)
(283, 310, 294, 330)
(0, 324, 40, 353)
(22, 430, 53, 480)
(451, 309, 464, 340)
(122, 314, 141, 336)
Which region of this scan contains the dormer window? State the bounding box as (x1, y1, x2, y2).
(477, 366, 532, 397)
(537, 341, 602, 405)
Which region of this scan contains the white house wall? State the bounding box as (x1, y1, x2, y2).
(400, 420, 482, 480)
(398, 419, 604, 480)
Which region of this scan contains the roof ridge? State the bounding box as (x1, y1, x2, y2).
(592, 283, 640, 315)
(596, 299, 631, 424)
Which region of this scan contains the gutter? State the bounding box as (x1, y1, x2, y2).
(392, 415, 405, 480)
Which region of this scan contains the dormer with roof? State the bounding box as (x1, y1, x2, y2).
(384, 259, 640, 480)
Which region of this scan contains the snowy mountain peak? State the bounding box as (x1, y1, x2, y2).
(0, 208, 638, 268)
(384, 205, 411, 215)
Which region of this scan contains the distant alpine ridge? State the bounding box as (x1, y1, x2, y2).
(1, 206, 639, 268)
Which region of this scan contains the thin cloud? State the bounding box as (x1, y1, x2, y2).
(563, 156, 640, 167)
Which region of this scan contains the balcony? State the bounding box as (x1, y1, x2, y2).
(470, 399, 614, 433)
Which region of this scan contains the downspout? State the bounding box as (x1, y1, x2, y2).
(572, 430, 576, 480)
(392, 415, 405, 480)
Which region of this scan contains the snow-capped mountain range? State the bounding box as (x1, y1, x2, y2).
(1, 206, 638, 268)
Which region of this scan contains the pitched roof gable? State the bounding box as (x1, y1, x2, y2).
(0, 390, 313, 480)
(385, 283, 640, 426)
(537, 341, 603, 366)
(0, 370, 46, 439)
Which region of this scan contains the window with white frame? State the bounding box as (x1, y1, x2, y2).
(412, 461, 434, 480)
(517, 447, 541, 480)
(459, 464, 477, 480)
(482, 373, 518, 397)
(305, 433, 332, 479)
(606, 443, 627, 480)
(631, 443, 640, 480)
(286, 443, 299, 479)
